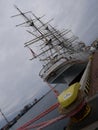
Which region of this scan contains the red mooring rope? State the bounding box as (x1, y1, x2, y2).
(17, 100, 86, 130)
(17, 102, 59, 130)
(45, 81, 59, 98)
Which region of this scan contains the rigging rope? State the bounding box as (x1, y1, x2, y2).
(45, 81, 59, 98)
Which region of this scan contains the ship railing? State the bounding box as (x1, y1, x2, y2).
(39, 56, 68, 78)
(80, 58, 91, 96)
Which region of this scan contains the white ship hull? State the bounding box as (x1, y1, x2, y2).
(39, 52, 89, 84)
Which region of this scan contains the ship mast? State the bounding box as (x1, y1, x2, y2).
(12, 5, 85, 68)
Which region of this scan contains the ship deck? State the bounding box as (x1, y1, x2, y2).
(66, 50, 98, 130)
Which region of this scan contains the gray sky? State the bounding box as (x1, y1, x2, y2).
(0, 0, 98, 124)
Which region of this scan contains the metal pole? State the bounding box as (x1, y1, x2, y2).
(0, 108, 9, 124)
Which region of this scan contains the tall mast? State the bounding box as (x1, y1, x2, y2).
(12, 6, 85, 65)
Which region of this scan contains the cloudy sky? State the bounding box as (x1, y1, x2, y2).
(0, 0, 98, 124)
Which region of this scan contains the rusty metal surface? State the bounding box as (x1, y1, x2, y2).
(89, 50, 98, 96)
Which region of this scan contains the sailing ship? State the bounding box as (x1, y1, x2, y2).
(11, 6, 98, 130)
(12, 5, 89, 85)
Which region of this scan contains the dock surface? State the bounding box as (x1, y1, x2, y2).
(67, 94, 98, 130)
(67, 50, 98, 130)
